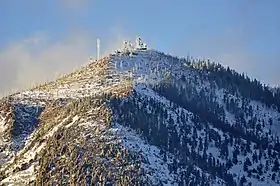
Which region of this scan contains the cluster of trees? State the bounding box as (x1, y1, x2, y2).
(181, 57, 280, 111)
(110, 92, 237, 185)
(109, 72, 280, 185)
(35, 93, 147, 185)
(36, 127, 144, 185)
(155, 51, 280, 111)
(7, 103, 44, 151)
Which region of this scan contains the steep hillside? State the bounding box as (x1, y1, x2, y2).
(0, 42, 280, 186)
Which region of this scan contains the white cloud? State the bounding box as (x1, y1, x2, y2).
(0, 29, 128, 97)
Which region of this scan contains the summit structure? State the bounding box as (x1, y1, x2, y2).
(135, 36, 147, 50)
(116, 36, 148, 55)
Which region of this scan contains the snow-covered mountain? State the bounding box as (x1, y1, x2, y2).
(1, 39, 280, 186)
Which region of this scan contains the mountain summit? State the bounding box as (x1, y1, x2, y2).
(1, 39, 280, 186)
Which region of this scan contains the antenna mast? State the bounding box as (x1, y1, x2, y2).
(97, 38, 100, 60)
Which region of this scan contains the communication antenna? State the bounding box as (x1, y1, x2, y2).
(97, 38, 100, 60)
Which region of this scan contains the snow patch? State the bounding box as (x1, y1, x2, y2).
(110, 123, 177, 186)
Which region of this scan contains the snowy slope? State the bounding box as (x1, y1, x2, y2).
(0, 42, 280, 185)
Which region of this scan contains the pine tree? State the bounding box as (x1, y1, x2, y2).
(272, 160, 280, 172)
(239, 176, 247, 186)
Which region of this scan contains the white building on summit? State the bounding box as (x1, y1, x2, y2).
(114, 36, 148, 55)
(123, 40, 134, 52)
(135, 37, 147, 50)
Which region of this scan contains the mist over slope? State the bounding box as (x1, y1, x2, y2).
(0, 32, 131, 97)
(0, 39, 280, 185)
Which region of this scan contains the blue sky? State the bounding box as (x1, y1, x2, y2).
(0, 0, 279, 94)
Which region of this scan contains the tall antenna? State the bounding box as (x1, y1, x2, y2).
(97, 38, 100, 60)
